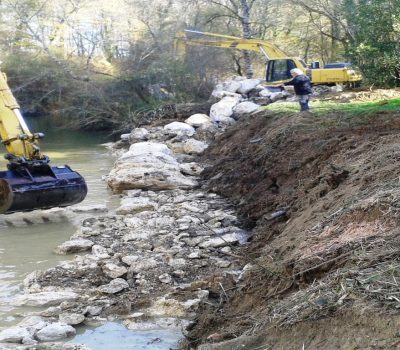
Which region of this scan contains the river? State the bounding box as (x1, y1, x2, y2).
(0, 118, 118, 326)
(0, 119, 182, 349)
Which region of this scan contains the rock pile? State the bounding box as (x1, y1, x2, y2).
(208, 76, 290, 126)
(0, 85, 253, 349)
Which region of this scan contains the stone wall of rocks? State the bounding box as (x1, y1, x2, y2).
(0, 79, 268, 349)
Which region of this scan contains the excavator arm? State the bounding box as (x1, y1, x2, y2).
(0, 71, 87, 214)
(175, 30, 288, 60)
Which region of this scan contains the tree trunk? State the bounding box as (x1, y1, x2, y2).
(240, 0, 254, 78)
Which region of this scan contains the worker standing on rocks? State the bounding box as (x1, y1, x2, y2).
(282, 68, 313, 112)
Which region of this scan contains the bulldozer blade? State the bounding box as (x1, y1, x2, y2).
(0, 165, 87, 214)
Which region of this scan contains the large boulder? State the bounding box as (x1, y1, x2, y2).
(54, 239, 94, 255)
(164, 122, 195, 136)
(0, 327, 32, 343)
(12, 291, 79, 307)
(237, 79, 262, 94)
(107, 142, 198, 193)
(59, 313, 85, 326)
(130, 128, 149, 142)
(36, 322, 76, 342)
(213, 80, 241, 93)
(116, 197, 158, 215)
(185, 114, 212, 128)
(210, 96, 241, 123)
(210, 90, 242, 102)
(183, 139, 209, 155)
(232, 101, 260, 118)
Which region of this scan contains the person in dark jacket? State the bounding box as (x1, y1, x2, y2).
(283, 68, 313, 112)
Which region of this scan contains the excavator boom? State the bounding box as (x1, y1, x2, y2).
(0, 71, 87, 214)
(175, 30, 287, 60)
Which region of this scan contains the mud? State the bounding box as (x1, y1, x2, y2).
(184, 108, 400, 349)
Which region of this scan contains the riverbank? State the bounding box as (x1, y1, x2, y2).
(2, 78, 400, 349)
(0, 77, 257, 349)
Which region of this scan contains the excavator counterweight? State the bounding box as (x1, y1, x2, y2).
(0, 71, 87, 214)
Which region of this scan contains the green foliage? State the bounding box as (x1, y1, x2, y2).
(2, 51, 212, 131)
(342, 0, 400, 86)
(266, 98, 400, 117)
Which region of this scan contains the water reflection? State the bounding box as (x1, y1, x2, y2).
(70, 322, 181, 350)
(0, 118, 117, 326)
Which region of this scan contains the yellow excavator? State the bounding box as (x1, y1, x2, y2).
(175, 30, 362, 86)
(0, 71, 87, 214)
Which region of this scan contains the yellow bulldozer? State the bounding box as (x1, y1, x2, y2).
(175, 30, 362, 86)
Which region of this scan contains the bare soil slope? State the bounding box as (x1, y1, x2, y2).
(185, 108, 400, 349)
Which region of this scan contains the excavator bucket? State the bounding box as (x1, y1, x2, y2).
(0, 165, 87, 214)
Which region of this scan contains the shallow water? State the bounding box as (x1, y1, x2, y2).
(69, 322, 181, 350)
(0, 118, 117, 325)
(0, 119, 184, 349)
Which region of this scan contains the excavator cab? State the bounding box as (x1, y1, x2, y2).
(0, 71, 87, 214)
(266, 59, 298, 83)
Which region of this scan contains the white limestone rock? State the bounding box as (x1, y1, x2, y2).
(237, 79, 262, 94)
(12, 291, 79, 307)
(0, 327, 32, 343)
(91, 245, 110, 259)
(107, 142, 198, 192)
(199, 232, 243, 248)
(54, 239, 94, 255)
(158, 273, 172, 284)
(214, 116, 236, 127)
(120, 133, 130, 141)
(164, 122, 195, 136)
(129, 258, 158, 273)
(102, 263, 128, 279)
(214, 80, 241, 93)
(210, 96, 241, 122)
(36, 322, 76, 342)
(116, 197, 158, 215)
(232, 101, 260, 117)
(59, 313, 85, 326)
(130, 127, 149, 141)
(18, 316, 48, 333)
(147, 297, 187, 317)
(84, 306, 103, 317)
(183, 139, 209, 155)
(270, 91, 286, 102)
(185, 114, 212, 128)
(259, 88, 273, 97)
(210, 90, 242, 102)
(121, 255, 140, 266)
(123, 217, 144, 229)
(97, 278, 129, 294)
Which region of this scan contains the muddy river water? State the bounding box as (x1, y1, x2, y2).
(0, 119, 182, 348)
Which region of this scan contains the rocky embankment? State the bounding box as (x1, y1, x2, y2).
(0, 76, 277, 349)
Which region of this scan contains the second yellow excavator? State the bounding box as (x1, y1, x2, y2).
(0, 71, 87, 214)
(175, 30, 362, 86)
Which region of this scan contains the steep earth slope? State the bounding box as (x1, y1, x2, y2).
(185, 109, 400, 349)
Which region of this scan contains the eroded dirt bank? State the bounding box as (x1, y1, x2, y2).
(184, 109, 400, 349)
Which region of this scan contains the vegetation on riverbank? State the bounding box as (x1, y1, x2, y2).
(0, 0, 398, 130)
